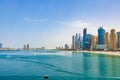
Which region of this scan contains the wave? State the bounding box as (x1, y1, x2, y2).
(0, 50, 72, 57)
(0, 55, 84, 76)
(15, 59, 84, 76)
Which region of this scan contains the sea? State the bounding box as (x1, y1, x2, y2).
(0, 50, 120, 80)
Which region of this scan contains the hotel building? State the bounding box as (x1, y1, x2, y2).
(91, 35, 97, 50)
(105, 32, 110, 49)
(110, 29, 117, 50)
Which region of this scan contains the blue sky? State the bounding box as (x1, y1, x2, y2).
(0, 0, 120, 49)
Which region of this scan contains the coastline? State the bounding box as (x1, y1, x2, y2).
(56, 49, 120, 56)
(0, 49, 120, 56)
(75, 50, 120, 56)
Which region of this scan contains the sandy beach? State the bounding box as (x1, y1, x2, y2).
(57, 49, 120, 56)
(79, 50, 120, 56)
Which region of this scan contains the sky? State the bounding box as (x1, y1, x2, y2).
(0, 0, 120, 49)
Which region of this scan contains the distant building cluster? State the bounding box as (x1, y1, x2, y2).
(23, 44, 30, 50)
(56, 47, 63, 50)
(0, 43, 16, 50)
(23, 44, 45, 50)
(71, 27, 120, 51)
(0, 42, 46, 50)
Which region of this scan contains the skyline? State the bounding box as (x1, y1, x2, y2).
(1, 0, 120, 49)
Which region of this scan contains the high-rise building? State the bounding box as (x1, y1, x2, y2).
(75, 33, 81, 49)
(91, 35, 97, 50)
(72, 33, 82, 50)
(27, 44, 30, 50)
(79, 34, 82, 49)
(72, 35, 75, 49)
(83, 28, 87, 49)
(110, 29, 117, 50)
(105, 32, 110, 49)
(80, 37, 83, 49)
(75, 33, 79, 49)
(83, 28, 87, 36)
(84, 34, 91, 50)
(98, 27, 105, 44)
(83, 28, 92, 50)
(117, 32, 120, 49)
(24, 45, 26, 50)
(117, 33, 118, 49)
(0, 43, 2, 48)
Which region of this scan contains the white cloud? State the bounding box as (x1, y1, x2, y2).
(59, 20, 90, 28)
(71, 20, 90, 28)
(24, 17, 48, 22)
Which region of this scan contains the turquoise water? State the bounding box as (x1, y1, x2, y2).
(0, 50, 120, 80)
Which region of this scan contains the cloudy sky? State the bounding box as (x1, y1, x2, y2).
(0, 0, 120, 49)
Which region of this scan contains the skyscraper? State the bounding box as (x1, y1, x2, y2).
(72, 35, 75, 49)
(72, 33, 81, 50)
(81, 37, 83, 48)
(83, 28, 87, 49)
(75, 33, 81, 49)
(0, 43, 2, 48)
(91, 35, 97, 50)
(84, 34, 91, 50)
(83, 28, 87, 36)
(110, 29, 117, 50)
(83, 28, 92, 50)
(79, 33, 82, 49)
(24, 45, 26, 50)
(117, 32, 120, 49)
(27, 44, 30, 50)
(105, 32, 110, 49)
(98, 27, 105, 44)
(75, 33, 79, 49)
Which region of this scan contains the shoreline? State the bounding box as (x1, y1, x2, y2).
(73, 50, 120, 56)
(0, 49, 120, 56)
(56, 49, 120, 56)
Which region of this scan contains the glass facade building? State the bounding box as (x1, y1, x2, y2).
(0, 43, 2, 48)
(117, 32, 120, 48)
(75, 33, 81, 49)
(84, 34, 91, 50)
(98, 27, 105, 44)
(72, 33, 81, 49)
(75, 33, 79, 49)
(72, 35, 75, 49)
(83, 28, 87, 49)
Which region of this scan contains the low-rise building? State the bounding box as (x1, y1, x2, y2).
(65, 44, 69, 49)
(95, 44, 107, 50)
